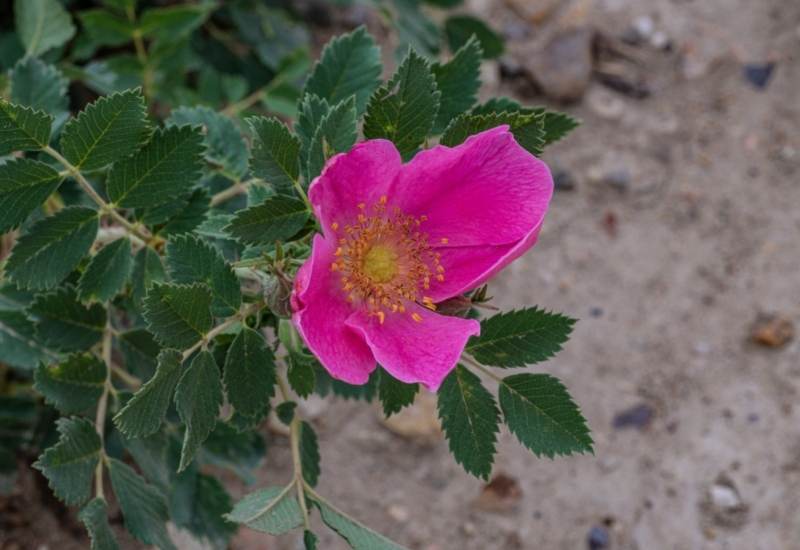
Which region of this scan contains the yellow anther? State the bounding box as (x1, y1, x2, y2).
(436, 274, 445, 282)
(440, 237, 449, 244)
(411, 312, 423, 323)
(377, 311, 385, 324)
(380, 195, 388, 204)
(331, 222, 339, 231)
(358, 203, 366, 210)
(335, 247, 343, 256)
(330, 263, 339, 271)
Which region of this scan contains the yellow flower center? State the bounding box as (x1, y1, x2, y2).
(361, 244, 398, 283)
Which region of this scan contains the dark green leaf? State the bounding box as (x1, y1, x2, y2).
(175, 350, 223, 471)
(363, 50, 440, 159)
(0, 158, 63, 233)
(498, 373, 593, 458)
(143, 283, 213, 349)
(10, 57, 69, 116)
(139, 4, 213, 43)
(276, 402, 296, 426)
(34, 354, 106, 414)
(437, 365, 499, 479)
(296, 94, 329, 182)
(247, 116, 300, 194)
(431, 37, 482, 134)
(440, 111, 545, 156)
(159, 188, 210, 237)
(78, 9, 134, 47)
(174, 472, 236, 547)
(223, 327, 275, 418)
(307, 96, 357, 181)
(201, 423, 267, 483)
(378, 369, 418, 417)
(225, 195, 309, 245)
(467, 308, 576, 367)
(79, 498, 120, 550)
(300, 420, 320, 487)
(471, 97, 522, 115)
(540, 111, 580, 147)
(0, 310, 52, 370)
(444, 15, 503, 59)
(287, 354, 316, 398)
(33, 417, 101, 505)
(225, 485, 303, 535)
(118, 328, 159, 381)
(122, 432, 170, 490)
(0, 100, 52, 154)
(77, 238, 132, 303)
(316, 498, 405, 549)
(15, 0, 76, 57)
(28, 286, 106, 352)
(131, 246, 166, 308)
(230, 5, 308, 71)
(304, 530, 319, 550)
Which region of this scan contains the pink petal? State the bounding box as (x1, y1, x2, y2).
(292, 235, 377, 384)
(308, 140, 402, 238)
(391, 126, 553, 247)
(346, 305, 480, 392)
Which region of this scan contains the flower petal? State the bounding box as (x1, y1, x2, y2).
(346, 305, 480, 391)
(292, 235, 376, 384)
(308, 139, 403, 238)
(392, 126, 553, 247)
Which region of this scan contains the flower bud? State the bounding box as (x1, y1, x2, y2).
(263, 273, 293, 318)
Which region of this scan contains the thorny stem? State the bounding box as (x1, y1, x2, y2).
(276, 372, 312, 530)
(181, 301, 263, 361)
(94, 318, 113, 498)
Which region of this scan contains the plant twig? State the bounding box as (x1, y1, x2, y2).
(210, 177, 261, 207)
(111, 363, 142, 390)
(461, 354, 503, 384)
(276, 372, 312, 530)
(94, 319, 113, 498)
(181, 301, 263, 361)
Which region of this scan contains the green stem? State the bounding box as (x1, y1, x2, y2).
(94, 318, 113, 498)
(210, 177, 261, 207)
(111, 363, 142, 389)
(461, 354, 503, 384)
(276, 373, 311, 529)
(181, 301, 263, 361)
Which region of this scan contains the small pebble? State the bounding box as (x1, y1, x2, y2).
(589, 306, 604, 318)
(751, 313, 794, 348)
(613, 403, 654, 430)
(604, 169, 632, 192)
(632, 15, 655, 39)
(554, 170, 577, 192)
(743, 62, 776, 89)
(587, 525, 610, 549)
(650, 30, 671, 50)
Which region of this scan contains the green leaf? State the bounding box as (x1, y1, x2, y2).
(276, 402, 296, 426)
(113, 350, 182, 438)
(540, 111, 580, 147)
(363, 50, 440, 159)
(165, 234, 241, 317)
(467, 308, 576, 367)
(118, 328, 159, 380)
(307, 95, 357, 181)
(444, 15, 503, 59)
(225, 485, 303, 535)
(296, 94, 330, 181)
(303, 27, 382, 114)
(300, 420, 320, 487)
(0, 100, 52, 154)
(167, 106, 248, 180)
(60, 89, 150, 171)
(79, 498, 120, 550)
(78, 9, 135, 47)
(392, 0, 441, 58)
(34, 354, 106, 414)
(316, 498, 406, 550)
(28, 286, 107, 352)
(223, 327, 275, 418)
(143, 283, 213, 349)
(440, 111, 545, 156)
(174, 472, 236, 547)
(131, 246, 166, 308)
(436, 365, 499, 479)
(225, 196, 309, 245)
(32, 417, 101, 505)
(159, 188, 210, 237)
(304, 530, 319, 550)
(0, 310, 52, 370)
(498, 373, 593, 458)
(287, 354, 316, 398)
(107, 125, 205, 208)
(378, 370, 418, 417)
(15, 0, 76, 57)
(230, 5, 308, 71)
(431, 37, 482, 135)
(471, 97, 522, 115)
(77, 238, 132, 303)
(0, 158, 63, 233)
(139, 4, 213, 43)
(10, 57, 69, 116)
(107, 457, 176, 550)
(247, 116, 300, 194)
(175, 350, 223, 472)
(201, 423, 267, 483)
(122, 432, 170, 490)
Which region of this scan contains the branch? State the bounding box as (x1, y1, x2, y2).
(210, 177, 261, 207)
(276, 373, 311, 530)
(94, 319, 113, 498)
(181, 301, 263, 361)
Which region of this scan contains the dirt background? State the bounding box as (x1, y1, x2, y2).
(3, 0, 800, 549)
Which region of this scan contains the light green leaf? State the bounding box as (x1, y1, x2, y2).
(32, 417, 101, 505)
(34, 354, 106, 414)
(174, 350, 223, 472)
(363, 50, 440, 159)
(77, 238, 132, 303)
(431, 37, 482, 135)
(224, 196, 309, 245)
(15, 0, 76, 57)
(307, 96, 357, 181)
(437, 365, 499, 479)
(60, 89, 150, 171)
(378, 370, 418, 417)
(316, 498, 406, 550)
(10, 57, 69, 116)
(78, 9, 135, 47)
(79, 498, 120, 550)
(165, 234, 240, 317)
(0, 158, 63, 233)
(107, 125, 205, 208)
(444, 15, 503, 59)
(303, 27, 382, 114)
(467, 308, 576, 367)
(131, 246, 166, 309)
(440, 111, 545, 156)
(0, 310, 52, 370)
(225, 485, 303, 535)
(113, 349, 182, 438)
(498, 373, 593, 458)
(300, 421, 320, 487)
(28, 286, 106, 352)
(223, 327, 275, 418)
(0, 100, 52, 154)
(107, 457, 176, 550)
(143, 283, 213, 349)
(247, 116, 300, 194)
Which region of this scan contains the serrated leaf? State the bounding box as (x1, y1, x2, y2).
(107, 125, 205, 208)
(300, 420, 320, 487)
(143, 283, 213, 349)
(276, 402, 296, 426)
(223, 327, 275, 418)
(78, 9, 135, 47)
(10, 57, 69, 116)
(230, 5, 307, 71)
(363, 50, 440, 159)
(378, 369, 418, 417)
(113, 349, 182, 438)
(175, 350, 222, 471)
(159, 188, 210, 237)
(0, 100, 52, 155)
(174, 472, 236, 547)
(225, 196, 309, 245)
(498, 373, 593, 458)
(107, 457, 176, 550)
(0, 158, 63, 233)
(167, 106, 248, 180)
(440, 111, 545, 156)
(247, 116, 300, 194)
(122, 432, 170, 490)
(540, 111, 580, 146)
(392, 0, 441, 58)
(0, 310, 52, 370)
(131, 246, 166, 308)
(118, 328, 159, 380)
(201, 423, 267, 483)
(431, 37, 482, 135)
(77, 238, 132, 303)
(28, 286, 106, 352)
(444, 15, 503, 59)
(139, 4, 212, 43)
(32, 417, 101, 505)
(303, 27, 382, 114)
(79, 498, 120, 550)
(287, 354, 316, 398)
(304, 530, 319, 550)
(471, 97, 522, 115)
(467, 308, 576, 367)
(165, 234, 240, 317)
(307, 96, 357, 181)
(60, 89, 150, 171)
(316, 499, 406, 550)
(436, 365, 499, 479)
(296, 94, 329, 181)
(471, 101, 580, 148)
(34, 354, 106, 414)
(15, 0, 76, 57)
(225, 485, 303, 535)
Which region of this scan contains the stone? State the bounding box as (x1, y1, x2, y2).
(743, 62, 776, 89)
(587, 87, 625, 120)
(527, 28, 594, 102)
(587, 525, 610, 549)
(702, 473, 749, 529)
(751, 313, 794, 348)
(612, 403, 654, 430)
(474, 473, 523, 512)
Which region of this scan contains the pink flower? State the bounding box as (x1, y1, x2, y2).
(291, 126, 553, 391)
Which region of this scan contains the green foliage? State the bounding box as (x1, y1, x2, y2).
(0, 309, 51, 370)
(307, 96, 357, 181)
(431, 37, 482, 135)
(304, 530, 319, 550)
(131, 246, 166, 308)
(10, 58, 69, 117)
(226, 486, 303, 535)
(378, 370, 418, 417)
(175, 351, 223, 471)
(0, 158, 63, 233)
(34, 354, 106, 414)
(77, 238, 133, 303)
(441, 111, 545, 155)
(288, 354, 317, 398)
(300, 421, 321, 487)
(444, 15, 503, 59)
(143, 283, 213, 348)
(79, 498, 120, 550)
(540, 111, 581, 147)
(316, 498, 406, 550)
(225, 196, 309, 245)
(223, 327, 275, 418)
(248, 116, 300, 194)
(28, 286, 107, 352)
(0, 100, 53, 155)
(15, 0, 76, 57)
